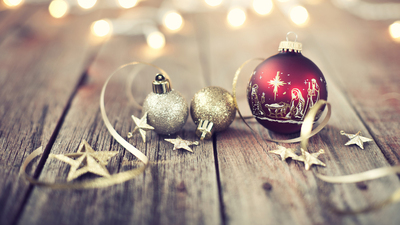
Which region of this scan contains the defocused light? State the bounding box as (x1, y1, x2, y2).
(91, 19, 112, 37)
(49, 0, 69, 18)
(147, 31, 165, 49)
(389, 21, 400, 40)
(77, 0, 96, 9)
(290, 6, 309, 25)
(163, 12, 183, 31)
(227, 8, 246, 27)
(253, 0, 273, 15)
(118, 0, 137, 9)
(304, 0, 323, 4)
(3, 0, 23, 7)
(205, 0, 222, 7)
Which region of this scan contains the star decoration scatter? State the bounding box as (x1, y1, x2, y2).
(340, 130, 373, 149)
(128, 112, 154, 143)
(164, 136, 199, 153)
(295, 148, 326, 171)
(269, 146, 298, 161)
(51, 140, 118, 182)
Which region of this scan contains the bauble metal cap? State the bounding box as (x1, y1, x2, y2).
(278, 32, 302, 53)
(152, 73, 171, 94)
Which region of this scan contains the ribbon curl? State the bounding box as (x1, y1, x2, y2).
(20, 62, 168, 189)
(299, 95, 400, 214)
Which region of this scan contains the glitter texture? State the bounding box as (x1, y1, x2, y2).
(143, 90, 188, 135)
(190, 86, 236, 133)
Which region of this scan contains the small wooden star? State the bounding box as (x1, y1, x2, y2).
(51, 140, 118, 182)
(340, 130, 373, 149)
(294, 148, 326, 171)
(164, 136, 199, 153)
(128, 112, 154, 143)
(269, 146, 298, 161)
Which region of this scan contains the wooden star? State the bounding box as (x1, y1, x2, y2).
(164, 136, 199, 153)
(269, 146, 298, 161)
(128, 112, 154, 143)
(340, 130, 373, 149)
(51, 140, 118, 182)
(294, 148, 326, 171)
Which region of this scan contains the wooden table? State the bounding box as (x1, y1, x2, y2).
(1, 1, 400, 224)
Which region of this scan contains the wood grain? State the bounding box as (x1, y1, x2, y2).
(17, 14, 221, 225)
(0, 6, 104, 225)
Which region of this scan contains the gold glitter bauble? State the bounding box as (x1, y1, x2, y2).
(190, 86, 236, 139)
(143, 90, 188, 135)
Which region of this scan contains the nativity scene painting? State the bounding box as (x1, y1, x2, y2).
(248, 71, 322, 124)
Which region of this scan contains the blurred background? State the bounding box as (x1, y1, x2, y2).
(2, 0, 400, 123)
(2, 0, 399, 50)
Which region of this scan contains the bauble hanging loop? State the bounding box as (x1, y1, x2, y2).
(190, 86, 236, 140)
(247, 32, 328, 134)
(143, 73, 189, 135)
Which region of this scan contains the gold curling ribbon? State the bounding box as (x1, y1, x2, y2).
(316, 167, 400, 183)
(20, 62, 168, 189)
(126, 65, 145, 110)
(300, 99, 400, 214)
(232, 58, 331, 143)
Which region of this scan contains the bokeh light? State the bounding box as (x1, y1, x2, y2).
(49, 0, 69, 19)
(389, 21, 400, 40)
(3, 0, 23, 8)
(77, 0, 97, 9)
(227, 8, 246, 27)
(163, 12, 183, 31)
(304, 0, 323, 4)
(118, 0, 138, 9)
(290, 6, 309, 25)
(91, 19, 112, 37)
(146, 31, 165, 49)
(205, 0, 222, 7)
(253, 0, 273, 15)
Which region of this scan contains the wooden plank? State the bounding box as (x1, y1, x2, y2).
(0, 6, 39, 44)
(0, 6, 105, 225)
(17, 14, 221, 225)
(202, 4, 400, 225)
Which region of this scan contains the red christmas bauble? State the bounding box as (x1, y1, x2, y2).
(247, 36, 328, 134)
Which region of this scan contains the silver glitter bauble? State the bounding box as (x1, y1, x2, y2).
(190, 86, 236, 140)
(143, 90, 188, 135)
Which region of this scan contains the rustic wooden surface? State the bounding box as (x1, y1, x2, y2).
(1, 1, 400, 225)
